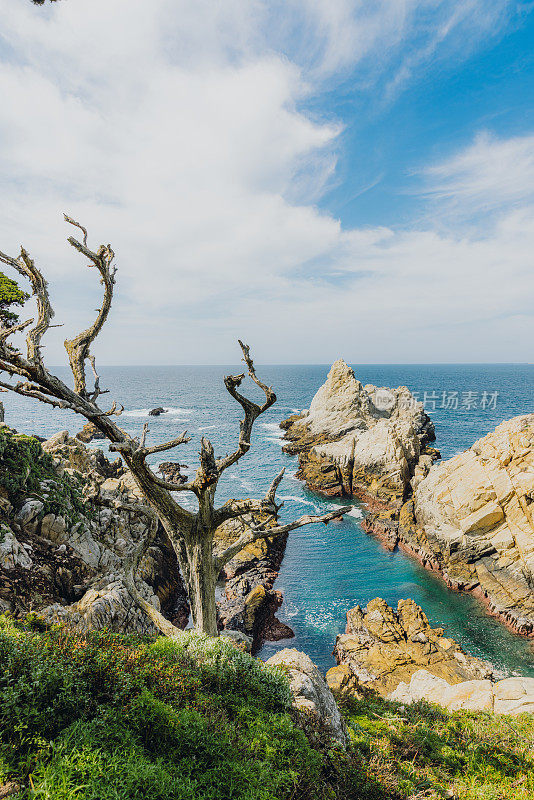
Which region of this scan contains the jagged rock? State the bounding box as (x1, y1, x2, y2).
(42, 578, 162, 636)
(383, 415, 534, 637)
(15, 500, 44, 533)
(281, 360, 436, 503)
(1, 428, 188, 633)
(0, 524, 32, 569)
(158, 462, 188, 484)
(215, 511, 292, 651)
(390, 669, 534, 715)
(333, 598, 495, 697)
(149, 407, 167, 416)
(266, 649, 348, 746)
(76, 422, 107, 443)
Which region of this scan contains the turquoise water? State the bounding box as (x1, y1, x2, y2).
(4, 363, 534, 674)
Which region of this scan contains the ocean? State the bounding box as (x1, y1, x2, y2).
(4, 363, 534, 675)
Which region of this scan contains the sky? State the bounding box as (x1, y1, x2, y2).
(0, 0, 533, 365)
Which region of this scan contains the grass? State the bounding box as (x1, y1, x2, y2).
(343, 693, 534, 799)
(0, 615, 533, 799)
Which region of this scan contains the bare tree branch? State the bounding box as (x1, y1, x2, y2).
(217, 340, 276, 473)
(215, 505, 351, 570)
(0, 247, 54, 364)
(214, 467, 286, 527)
(63, 214, 117, 398)
(144, 431, 191, 455)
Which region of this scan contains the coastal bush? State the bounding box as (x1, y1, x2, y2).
(0, 426, 89, 524)
(2, 615, 533, 799)
(343, 693, 534, 799)
(0, 617, 344, 800)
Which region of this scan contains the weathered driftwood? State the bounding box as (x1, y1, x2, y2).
(0, 217, 350, 637)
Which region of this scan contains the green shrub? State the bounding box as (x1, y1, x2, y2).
(0, 617, 343, 800)
(0, 427, 89, 524)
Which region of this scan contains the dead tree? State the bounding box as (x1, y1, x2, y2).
(0, 217, 350, 637)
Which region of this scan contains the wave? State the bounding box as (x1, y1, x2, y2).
(198, 425, 216, 430)
(122, 406, 194, 418)
(260, 422, 283, 435)
(279, 495, 317, 507)
(229, 475, 254, 492)
(348, 507, 364, 519)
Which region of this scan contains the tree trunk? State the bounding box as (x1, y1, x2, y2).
(186, 535, 218, 636)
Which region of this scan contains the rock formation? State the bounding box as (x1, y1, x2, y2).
(367, 415, 534, 636)
(266, 648, 348, 746)
(149, 407, 167, 416)
(0, 424, 290, 646)
(390, 670, 534, 715)
(215, 511, 294, 650)
(281, 360, 436, 504)
(0, 425, 188, 635)
(328, 598, 495, 698)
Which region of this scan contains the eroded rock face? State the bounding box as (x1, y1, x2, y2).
(0, 428, 188, 636)
(215, 511, 293, 651)
(281, 360, 436, 503)
(390, 669, 534, 715)
(266, 648, 348, 747)
(332, 598, 495, 697)
(365, 415, 534, 637)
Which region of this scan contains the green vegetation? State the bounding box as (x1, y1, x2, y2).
(0, 617, 359, 800)
(0, 616, 532, 799)
(0, 273, 29, 327)
(0, 427, 90, 525)
(344, 694, 534, 799)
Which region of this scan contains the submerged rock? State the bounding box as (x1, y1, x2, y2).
(281, 359, 436, 504)
(266, 648, 348, 747)
(332, 597, 495, 697)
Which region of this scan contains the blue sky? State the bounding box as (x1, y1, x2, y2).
(0, 0, 533, 364)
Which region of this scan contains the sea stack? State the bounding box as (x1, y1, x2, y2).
(281, 359, 437, 505)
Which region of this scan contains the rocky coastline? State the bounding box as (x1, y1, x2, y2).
(281, 361, 534, 640)
(0, 424, 290, 650)
(364, 415, 534, 638)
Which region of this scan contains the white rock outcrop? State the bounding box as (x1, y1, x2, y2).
(266, 648, 348, 747)
(390, 668, 534, 715)
(282, 360, 436, 500)
(410, 414, 534, 634)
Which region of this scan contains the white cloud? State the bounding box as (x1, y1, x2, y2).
(0, 0, 531, 367)
(421, 131, 534, 217)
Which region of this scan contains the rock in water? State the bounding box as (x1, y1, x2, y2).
(149, 407, 167, 416)
(330, 597, 495, 697)
(76, 422, 107, 443)
(281, 359, 436, 503)
(266, 649, 348, 747)
(391, 414, 534, 636)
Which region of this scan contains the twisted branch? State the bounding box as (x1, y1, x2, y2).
(215, 505, 351, 569)
(0, 247, 54, 364)
(217, 340, 276, 473)
(63, 214, 116, 398)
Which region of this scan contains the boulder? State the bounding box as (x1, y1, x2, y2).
(266, 649, 348, 746)
(149, 407, 167, 416)
(76, 422, 107, 443)
(333, 597, 494, 697)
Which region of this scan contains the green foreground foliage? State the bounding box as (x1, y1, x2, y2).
(0, 616, 533, 800)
